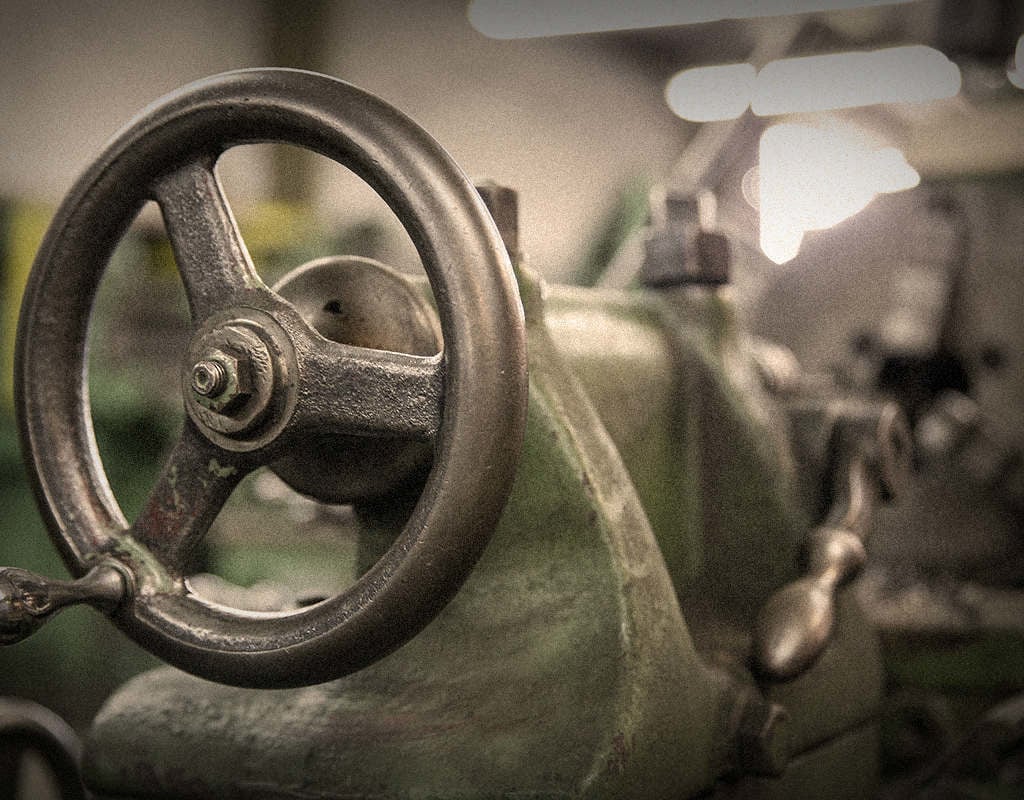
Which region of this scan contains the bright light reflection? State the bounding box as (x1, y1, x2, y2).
(758, 122, 919, 264)
(752, 46, 961, 115)
(468, 0, 913, 39)
(666, 63, 756, 122)
(666, 46, 960, 122)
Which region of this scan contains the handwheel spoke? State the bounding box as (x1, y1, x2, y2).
(18, 68, 527, 687)
(131, 423, 253, 571)
(292, 339, 444, 441)
(152, 158, 265, 321)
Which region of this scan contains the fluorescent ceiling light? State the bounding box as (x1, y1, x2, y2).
(667, 46, 960, 121)
(665, 63, 757, 121)
(758, 122, 919, 264)
(753, 45, 961, 114)
(469, 0, 913, 39)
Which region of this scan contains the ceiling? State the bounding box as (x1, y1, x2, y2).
(576, 0, 1024, 179)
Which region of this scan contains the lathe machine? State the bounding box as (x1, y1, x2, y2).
(0, 68, 1020, 799)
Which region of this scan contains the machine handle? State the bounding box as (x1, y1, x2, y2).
(753, 457, 873, 681)
(0, 564, 128, 645)
(754, 400, 909, 681)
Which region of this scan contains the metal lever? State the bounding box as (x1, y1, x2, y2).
(0, 563, 129, 645)
(754, 400, 909, 681)
(753, 456, 875, 681)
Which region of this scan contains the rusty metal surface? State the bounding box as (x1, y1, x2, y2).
(13, 68, 528, 688)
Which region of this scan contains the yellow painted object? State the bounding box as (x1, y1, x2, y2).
(2, 202, 51, 410)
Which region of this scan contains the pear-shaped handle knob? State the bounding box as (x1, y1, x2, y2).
(0, 564, 128, 645)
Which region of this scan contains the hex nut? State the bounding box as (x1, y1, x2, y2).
(191, 349, 251, 415)
(183, 320, 281, 441)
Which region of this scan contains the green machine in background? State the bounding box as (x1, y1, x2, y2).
(0, 69, 1017, 799)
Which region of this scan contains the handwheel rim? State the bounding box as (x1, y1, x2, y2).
(15, 68, 527, 688)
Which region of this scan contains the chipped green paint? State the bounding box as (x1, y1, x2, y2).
(102, 537, 176, 596)
(207, 459, 237, 479)
(167, 463, 183, 513)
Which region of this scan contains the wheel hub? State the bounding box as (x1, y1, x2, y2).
(182, 309, 298, 451)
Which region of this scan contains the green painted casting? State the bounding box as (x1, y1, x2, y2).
(83, 269, 884, 798)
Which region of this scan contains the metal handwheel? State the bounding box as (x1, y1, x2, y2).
(10, 68, 528, 688)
